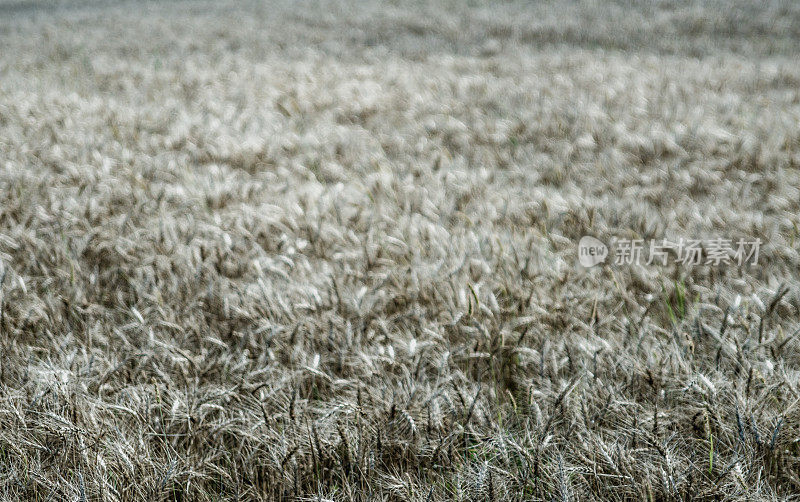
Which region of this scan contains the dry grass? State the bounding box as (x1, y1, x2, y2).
(1, 0, 800, 500)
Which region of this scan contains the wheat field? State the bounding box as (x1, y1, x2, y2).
(1, 0, 800, 500)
